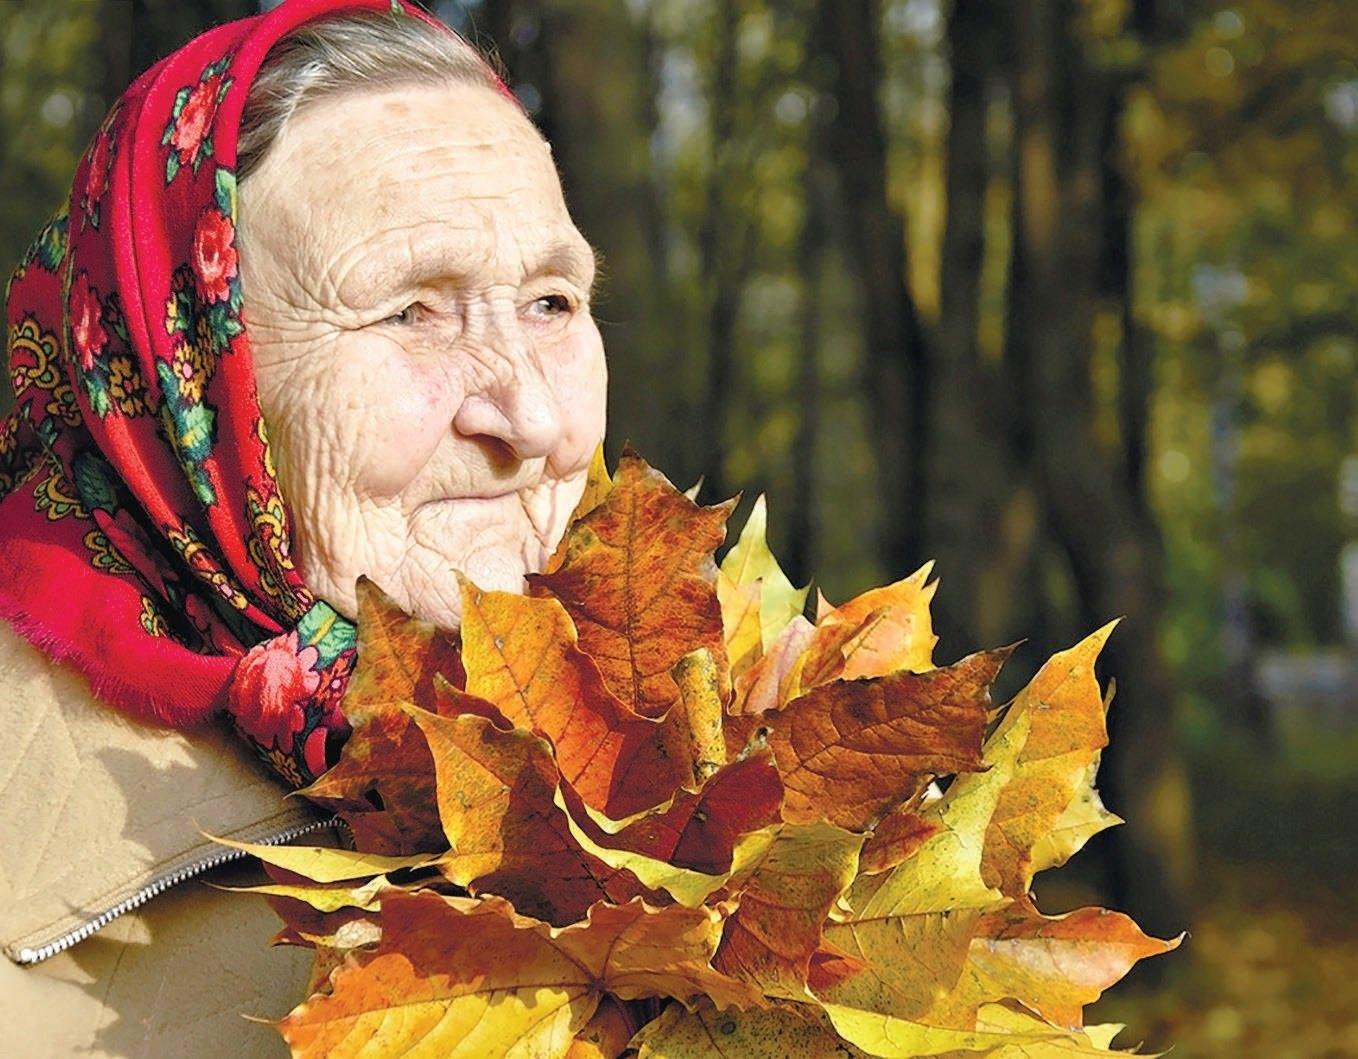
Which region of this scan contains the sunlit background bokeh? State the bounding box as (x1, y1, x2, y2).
(3, 1, 1355, 1054)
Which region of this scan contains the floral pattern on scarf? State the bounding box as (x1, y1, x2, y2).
(0, 0, 494, 788)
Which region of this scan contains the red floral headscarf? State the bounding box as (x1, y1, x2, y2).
(0, 0, 513, 787)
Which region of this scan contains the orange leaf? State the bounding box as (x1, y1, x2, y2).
(956, 898, 1185, 1029)
(713, 822, 864, 999)
(760, 648, 1010, 829)
(528, 447, 736, 719)
(796, 564, 938, 688)
(978, 625, 1118, 895)
(411, 710, 651, 924)
(339, 577, 463, 726)
(566, 996, 636, 1059)
(858, 801, 943, 875)
(459, 581, 692, 816)
(564, 751, 784, 876)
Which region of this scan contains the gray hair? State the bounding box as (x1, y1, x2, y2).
(237, 8, 509, 182)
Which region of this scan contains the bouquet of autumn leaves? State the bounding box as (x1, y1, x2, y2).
(226, 448, 1181, 1057)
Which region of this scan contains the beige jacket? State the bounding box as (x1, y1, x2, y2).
(0, 622, 329, 1057)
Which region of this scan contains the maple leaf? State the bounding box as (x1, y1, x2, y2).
(718, 494, 810, 653)
(278, 891, 757, 1058)
(712, 821, 864, 999)
(968, 624, 1120, 896)
(632, 1000, 862, 1057)
(528, 447, 736, 719)
(793, 563, 939, 691)
(728, 647, 1009, 829)
(410, 709, 650, 925)
(299, 579, 480, 853)
(565, 750, 784, 875)
(458, 579, 692, 815)
(728, 614, 816, 716)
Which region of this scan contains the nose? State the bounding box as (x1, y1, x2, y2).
(451, 317, 565, 462)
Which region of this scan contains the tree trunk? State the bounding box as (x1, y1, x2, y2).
(816, 0, 929, 582)
(931, 0, 1002, 653)
(694, 0, 744, 503)
(1006, 0, 1194, 942)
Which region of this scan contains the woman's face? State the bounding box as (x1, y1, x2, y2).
(239, 83, 607, 630)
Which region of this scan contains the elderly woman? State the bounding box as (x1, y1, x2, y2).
(0, 0, 604, 1054)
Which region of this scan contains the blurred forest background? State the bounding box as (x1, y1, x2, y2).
(2, 0, 1356, 1053)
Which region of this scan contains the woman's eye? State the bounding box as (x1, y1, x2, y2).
(529, 294, 573, 317)
(385, 304, 420, 326)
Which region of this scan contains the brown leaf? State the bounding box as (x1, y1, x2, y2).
(713, 822, 864, 999)
(528, 448, 736, 719)
(458, 581, 693, 816)
(411, 710, 651, 924)
(632, 1000, 863, 1058)
(300, 580, 476, 852)
(565, 751, 784, 876)
(762, 648, 1010, 829)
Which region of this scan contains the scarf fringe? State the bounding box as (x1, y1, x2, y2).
(0, 593, 221, 729)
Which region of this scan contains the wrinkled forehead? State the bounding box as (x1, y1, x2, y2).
(242, 82, 573, 259)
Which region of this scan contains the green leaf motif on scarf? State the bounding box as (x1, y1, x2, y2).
(215, 167, 237, 219)
(72, 450, 121, 514)
(298, 600, 359, 669)
(156, 359, 218, 505)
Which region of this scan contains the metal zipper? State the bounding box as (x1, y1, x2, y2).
(14, 815, 340, 965)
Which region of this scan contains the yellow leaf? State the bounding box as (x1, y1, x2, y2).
(547, 441, 615, 573)
(632, 1000, 860, 1058)
(217, 875, 388, 914)
(207, 835, 436, 884)
(717, 567, 765, 677)
(1028, 757, 1122, 878)
(819, 1003, 1074, 1056)
(719, 494, 809, 650)
(974, 624, 1118, 896)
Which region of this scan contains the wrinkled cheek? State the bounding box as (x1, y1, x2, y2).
(353, 354, 458, 495)
(551, 324, 607, 463)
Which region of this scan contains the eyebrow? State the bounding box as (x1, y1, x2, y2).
(528, 238, 601, 297)
(350, 233, 601, 303)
